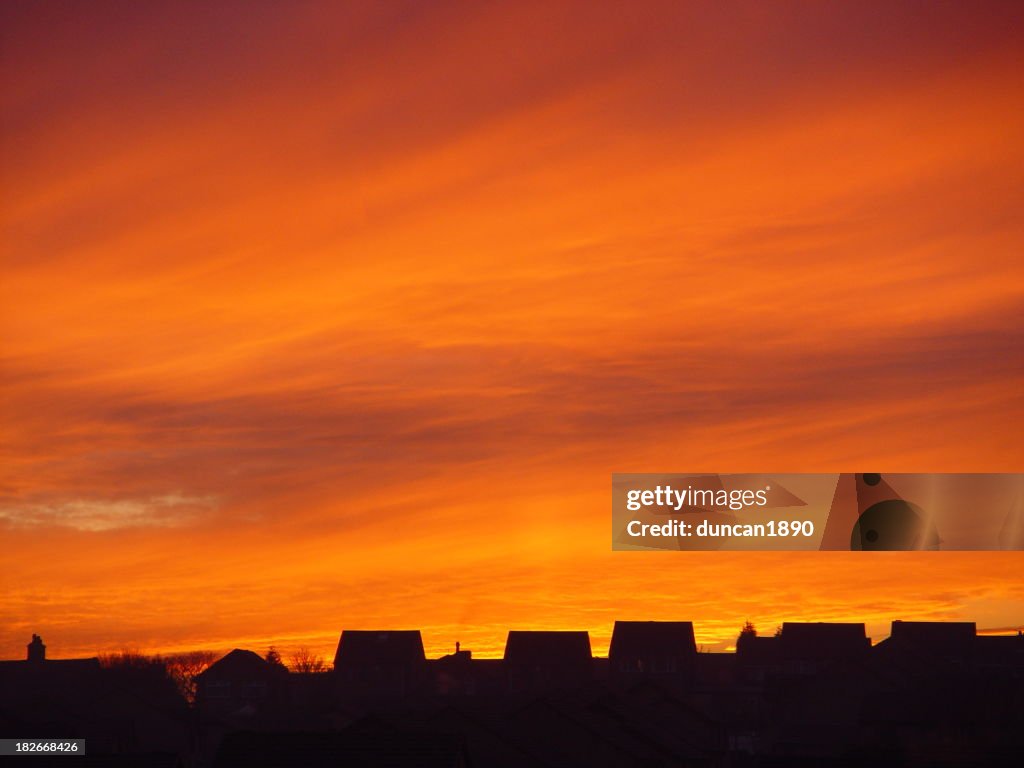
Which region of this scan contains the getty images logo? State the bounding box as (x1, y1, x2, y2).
(625, 484, 771, 512)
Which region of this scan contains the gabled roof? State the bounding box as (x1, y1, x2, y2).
(503, 631, 591, 666)
(197, 649, 280, 682)
(608, 621, 696, 661)
(778, 622, 869, 660)
(887, 620, 976, 655)
(333, 630, 425, 670)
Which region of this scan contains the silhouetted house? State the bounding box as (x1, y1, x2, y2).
(873, 621, 1024, 685)
(0, 658, 105, 736)
(777, 622, 869, 674)
(195, 649, 288, 721)
(694, 651, 737, 687)
(0, 635, 190, 761)
(608, 621, 697, 684)
(863, 624, 1024, 766)
(0, 634, 104, 734)
(428, 644, 507, 698)
(735, 634, 780, 683)
(975, 631, 1024, 678)
(736, 623, 869, 681)
(333, 630, 426, 699)
(503, 631, 592, 692)
(735, 626, 874, 762)
(432, 643, 477, 696)
(875, 620, 975, 667)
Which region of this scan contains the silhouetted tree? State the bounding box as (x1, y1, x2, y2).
(99, 649, 196, 705)
(735, 620, 759, 655)
(163, 650, 217, 704)
(98, 649, 157, 670)
(738, 620, 757, 643)
(290, 646, 329, 673)
(265, 646, 285, 668)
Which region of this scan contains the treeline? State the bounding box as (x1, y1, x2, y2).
(98, 646, 330, 702)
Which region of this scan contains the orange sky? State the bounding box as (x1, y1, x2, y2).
(2, 1, 1023, 663)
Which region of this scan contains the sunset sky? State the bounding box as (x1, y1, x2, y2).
(2, 1, 1023, 662)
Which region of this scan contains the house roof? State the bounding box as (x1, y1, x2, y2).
(608, 621, 696, 661)
(333, 630, 425, 670)
(503, 631, 591, 666)
(197, 649, 281, 682)
(975, 633, 1024, 665)
(0, 657, 103, 696)
(887, 620, 976, 655)
(778, 622, 869, 660)
(0, 657, 100, 672)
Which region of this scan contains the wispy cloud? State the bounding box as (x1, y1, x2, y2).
(0, 494, 217, 531)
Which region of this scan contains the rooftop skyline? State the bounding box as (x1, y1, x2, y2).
(6, 616, 1023, 664)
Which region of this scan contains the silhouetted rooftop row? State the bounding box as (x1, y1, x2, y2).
(7, 619, 1021, 669)
(326, 620, 1020, 665)
(3, 620, 1023, 768)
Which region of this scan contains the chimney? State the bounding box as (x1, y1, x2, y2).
(27, 634, 46, 663)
